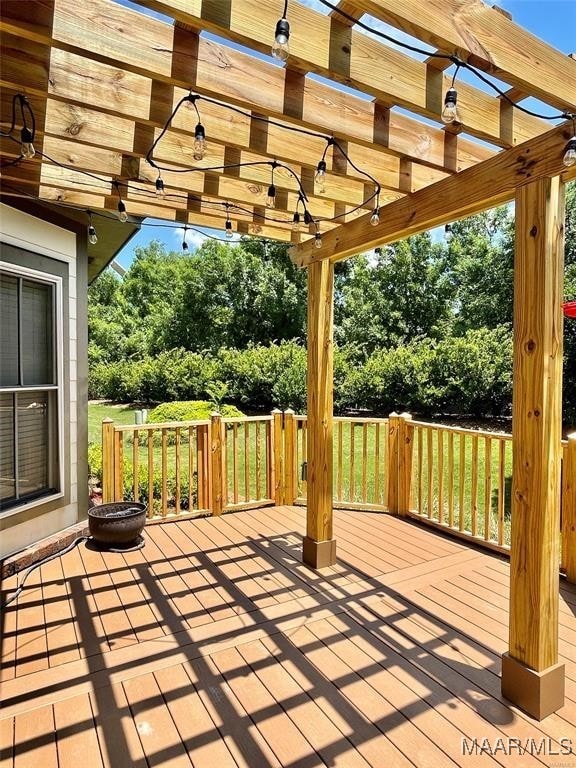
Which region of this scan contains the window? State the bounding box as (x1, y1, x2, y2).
(0, 269, 61, 511)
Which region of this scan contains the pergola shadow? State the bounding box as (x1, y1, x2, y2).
(0, 519, 525, 766)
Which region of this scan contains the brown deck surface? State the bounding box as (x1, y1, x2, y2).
(1, 505, 575, 767)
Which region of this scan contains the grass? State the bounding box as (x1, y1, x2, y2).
(88, 402, 513, 544)
(88, 401, 142, 443)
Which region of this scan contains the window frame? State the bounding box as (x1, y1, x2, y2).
(0, 261, 65, 517)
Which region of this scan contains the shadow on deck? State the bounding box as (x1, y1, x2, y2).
(1, 506, 575, 767)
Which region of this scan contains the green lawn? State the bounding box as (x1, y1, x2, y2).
(88, 402, 143, 443)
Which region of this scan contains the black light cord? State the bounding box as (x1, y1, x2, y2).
(1, 536, 89, 609)
(318, 0, 572, 123)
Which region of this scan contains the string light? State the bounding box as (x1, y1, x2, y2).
(564, 118, 576, 167)
(441, 87, 460, 125)
(20, 126, 35, 159)
(272, 1, 290, 62)
(114, 182, 128, 223)
(314, 222, 322, 249)
(314, 160, 327, 193)
(225, 205, 234, 238)
(87, 212, 98, 245)
(182, 226, 189, 250)
(370, 190, 380, 226)
(194, 123, 206, 160)
(155, 173, 165, 198)
(292, 211, 301, 231)
(444, 224, 453, 242)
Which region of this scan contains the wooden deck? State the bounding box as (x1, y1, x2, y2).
(1, 506, 575, 767)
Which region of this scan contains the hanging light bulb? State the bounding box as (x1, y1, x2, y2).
(182, 227, 189, 250)
(193, 123, 206, 160)
(563, 137, 576, 167)
(117, 199, 128, 223)
(314, 160, 327, 193)
(266, 184, 276, 209)
(292, 211, 301, 231)
(441, 87, 460, 124)
(370, 208, 380, 226)
(20, 126, 35, 159)
(87, 214, 98, 245)
(444, 223, 453, 242)
(155, 174, 165, 198)
(303, 209, 313, 227)
(272, 17, 290, 63)
(314, 231, 322, 249)
(225, 219, 234, 239)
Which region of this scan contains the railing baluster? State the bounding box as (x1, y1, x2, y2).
(459, 434, 466, 532)
(349, 422, 355, 503)
(175, 427, 181, 516)
(147, 429, 154, 517)
(161, 428, 168, 517)
(255, 421, 262, 500)
(484, 436, 492, 541)
(417, 427, 423, 514)
(437, 429, 444, 524)
(427, 428, 434, 519)
(471, 434, 479, 536)
(133, 428, 139, 503)
(233, 422, 239, 504)
(337, 421, 343, 501)
(498, 440, 506, 546)
(362, 423, 368, 502)
(244, 422, 250, 501)
(188, 427, 198, 512)
(374, 422, 380, 505)
(447, 431, 454, 528)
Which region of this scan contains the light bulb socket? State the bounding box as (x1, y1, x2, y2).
(565, 137, 576, 153)
(21, 126, 34, 143)
(267, 184, 276, 198)
(88, 225, 98, 244)
(444, 87, 457, 106)
(314, 232, 322, 248)
(292, 211, 300, 224)
(194, 123, 205, 140)
(155, 177, 165, 194)
(275, 18, 290, 41)
(316, 160, 327, 174)
(225, 219, 232, 230)
(303, 210, 313, 226)
(117, 200, 126, 214)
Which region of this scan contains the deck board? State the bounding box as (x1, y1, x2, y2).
(1, 506, 576, 767)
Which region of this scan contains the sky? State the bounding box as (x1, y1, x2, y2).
(113, 0, 575, 269)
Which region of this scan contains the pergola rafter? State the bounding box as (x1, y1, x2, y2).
(1, 0, 574, 722)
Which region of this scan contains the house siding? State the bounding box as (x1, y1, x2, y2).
(0, 204, 86, 560)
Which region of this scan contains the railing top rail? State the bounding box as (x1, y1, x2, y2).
(221, 416, 273, 424)
(411, 420, 512, 440)
(113, 419, 211, 432)
(294, 415, 390, 425)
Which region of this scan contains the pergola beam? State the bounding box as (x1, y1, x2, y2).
(354, 0, 576, 112)
(133, 0, 547, 148)
(0, 3, 493, 175)
(290, 122, 576, 266)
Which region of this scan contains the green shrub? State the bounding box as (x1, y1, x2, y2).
(88, 442, 103, 481)
(148, 400, 244, 423)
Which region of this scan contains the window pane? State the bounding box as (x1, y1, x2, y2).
(22, 279, 53, 385)
(0, 393, 15, 503)
(17, 392, 49, 498)
(0, 275, 19, 386)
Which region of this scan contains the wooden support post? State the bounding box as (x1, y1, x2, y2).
(304, 259, 336, 568)
(271, 409, 284, 506)
(210, 413, 224, 516)
(283, 409, 297, 505)
(101, 418, 115, 503)
(398, 412, 414, 516)
(502, 176, 565, 720)
(562, 433, 576, 583)
(387, 412, 401, 514)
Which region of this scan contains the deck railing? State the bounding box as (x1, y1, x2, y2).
(101, 411, 576, 578)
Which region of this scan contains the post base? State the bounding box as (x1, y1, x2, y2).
(501, 652, 565, 720)
(302, 536, 337, 568)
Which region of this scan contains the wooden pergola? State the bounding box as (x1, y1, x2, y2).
(2, 0, 576, 721)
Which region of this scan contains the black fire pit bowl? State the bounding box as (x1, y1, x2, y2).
(88, 502, 147, 547)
